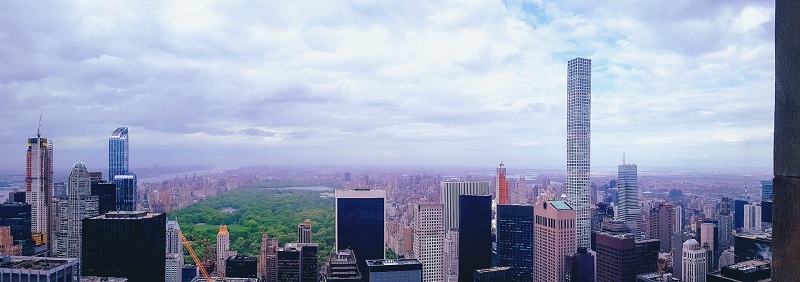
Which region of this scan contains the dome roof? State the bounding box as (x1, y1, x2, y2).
(72, 161, 87, 170)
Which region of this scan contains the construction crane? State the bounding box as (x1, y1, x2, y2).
(490, 161, 504, 167)
(659, 252, 673, 274)
(179, 231, 214, 282)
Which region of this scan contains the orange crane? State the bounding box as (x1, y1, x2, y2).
(179, 231, 214, 282)
(659, 252, 673, 274)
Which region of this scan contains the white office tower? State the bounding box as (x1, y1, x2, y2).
(166, 253, 183, 282)
(566, 57, 592, 248)
(743, 204, 762, 232)
(443, 229, 459, 282)
(617, 161, 639, 236)
(440, 180, 490, 231)
(682, 239, 707, 282)
(56, 162, 98, 258)
(166, 219, 183, 282)
(413, 203, 444, 282)
(166, 220, 183, 254)
(216, 225, 237, 276)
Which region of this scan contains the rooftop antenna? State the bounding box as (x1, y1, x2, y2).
(37, 114, 42, 139)
(623, 153, 626, 165)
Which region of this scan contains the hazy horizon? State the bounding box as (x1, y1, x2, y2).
(0, 1, 775, 173)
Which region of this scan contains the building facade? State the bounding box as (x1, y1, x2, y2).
(335, 189, 385, 280)
(297, 219, 312, 243)
(0, 203, 33, 256)
(496, 204, 534, 282)
(496, 164, 508, 205)
(109, 127, 137, 211)
(533, 201, 577, 282)
(595, 221, 660, 282)
(56, 162, 99, 259)
(458, 195, 492, 282)
(742, 204, 762, 232)
(440, 180, 490, 231)
(82, 211, 166, 282)
(682, 239, 707, 282)
(413, 203, 444, 282)
(567, 57, 592, 248)
(217, 225, 237, 276)
(259, 234, 279, 282)
(617, 162, 639, 235)
(646, 202, 674, 252)
(366, 259, 423, 282)
(25, 135, 53, 250)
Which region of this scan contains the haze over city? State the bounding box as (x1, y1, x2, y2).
(0, 0, 775, 173)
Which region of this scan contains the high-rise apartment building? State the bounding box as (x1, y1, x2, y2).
(326, 249, 363, 281)
(276, 243, 319, 282)
(565, 247, 596, 282)
(700, 219, 719, 270)
(260, 234, 279, 282)
(297, 219, 312, 243)
(335, 189, 385, 280)
(444, 229, 459, 282)
(566, 57, 592, 248)
(496, 163, 508, 205)
(675, 204, 685, 234)
(743, 204, 762, 232)
(458, 195, 492, 282)
(617, 161, 639, 234)
(595, 221, 660, 282)
(55, 162, 99, 258)
(413, 203, 444, 282)
(216, 225, 237, 277)
(82, 211, 166, 282)
(533, 201, 577, 282)
(25, 134, 53, 250)
(646, 202, 674, 252)
(440, 180, 490, 231)
(109, 127, 137, 211)
(496, 204, 534, 282)
(166, 253, 183, 282)
(761, 180, 773, 202)
(682, 239, 707, 282)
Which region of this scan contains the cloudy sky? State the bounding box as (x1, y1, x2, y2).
(0, 0, 775, 173)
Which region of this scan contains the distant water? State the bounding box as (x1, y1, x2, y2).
(220, 207, 238, 213)
(138, 168, 227, 183)
(259, 186, 333, 191)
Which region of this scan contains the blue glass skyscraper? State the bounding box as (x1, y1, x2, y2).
(761, 180, 773, 202)
(458, 195, 491, 282)
(108, 127, 129, 181)
(109, 127, 136, 211)
(335, 189, 385, 281)
(496, 204, 534, 282)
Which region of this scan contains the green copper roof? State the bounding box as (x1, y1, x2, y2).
(549, 201, 573, 210)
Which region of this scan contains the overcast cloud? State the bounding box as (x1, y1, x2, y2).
(0, 0, 775, 173)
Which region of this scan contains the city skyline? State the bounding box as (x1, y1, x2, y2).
(0, 1, 775, 172)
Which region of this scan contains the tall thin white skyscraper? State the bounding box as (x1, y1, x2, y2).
(413, 203, 444, 282)
(26, 131, 53, 246)
(166, 219, 183, 282)
(617, 160, 639, 234)
(675, 204, 684, 234)
(566, 57, 592, 249)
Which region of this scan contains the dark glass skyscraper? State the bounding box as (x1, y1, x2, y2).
(90, 181, 117, 215)
(0, 202, 33, 255)
(82, 211, 166, 282)
(335, 189, 385, 280)
(496, 204, 534, 281)
(734, 200, 748, 229)
(458, 195, 491, 282)
(109, 127, 136, 211)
